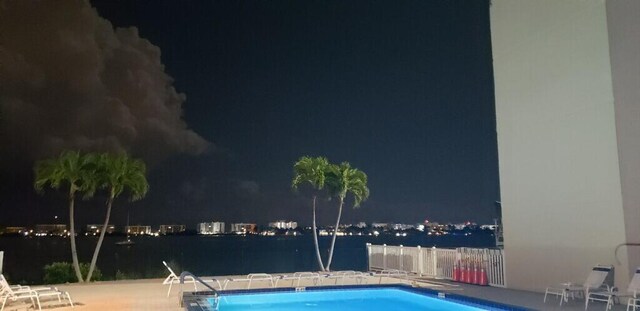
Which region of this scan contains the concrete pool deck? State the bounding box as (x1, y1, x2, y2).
(446, 281, 629, 311)
(2, 278, 181, 311)
(1, 275, 630, 310)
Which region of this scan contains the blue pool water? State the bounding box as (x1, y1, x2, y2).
(213, 288, 503, 311)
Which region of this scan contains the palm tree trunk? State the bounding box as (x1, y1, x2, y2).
(311, 196, 325, 271)
(325, 197, 344, 271)
(86, 193, 114, 282)
(68, 190, 84, 283)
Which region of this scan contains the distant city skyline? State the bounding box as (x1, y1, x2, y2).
(1, 218, 495, 231)
(1, 219, 495, 238)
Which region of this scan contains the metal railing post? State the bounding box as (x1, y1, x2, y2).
(432, 246, 438, 278)
(383, 244, 387, 270)
(482, 248, 487, 285)
(366, 243, 372, 271)
(417, 246, 423, 276)
(399, 245, 404, 271)
(0, 251, 3, 274)
(364, 244, 505, 287)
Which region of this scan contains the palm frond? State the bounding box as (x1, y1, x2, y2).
(33, 151, 97, 197)
(292, 156, 330, 192)
(324, 161, 369, 208)
(94, 153, 149, 202)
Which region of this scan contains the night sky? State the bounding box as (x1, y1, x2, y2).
(0, 0, 499, 228)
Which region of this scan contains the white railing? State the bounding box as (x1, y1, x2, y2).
(366, 243, 506, 287)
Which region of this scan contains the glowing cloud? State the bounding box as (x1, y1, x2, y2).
(0, 0, 210, 165)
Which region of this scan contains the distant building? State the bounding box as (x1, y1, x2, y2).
(355, 222, 367, 228)
(268, 220, 297, 230)
(197, 222, 225, 235)
(126, 225, 151, 235)
(390, 223, 414, 230)
(371, 223, 389, 229)
(319, 228, 346, 236)
(1, 227, 27, 235)
(35, 224, 67, 236)
(159, 225, 186, 235)
(429, 223, 443, 232)
(230, 223, 256, 234)
(86, 224, 115, 235)
(453, 224, 466, 230)
(480, 224, 498, 230)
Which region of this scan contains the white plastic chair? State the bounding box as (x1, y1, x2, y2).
(162, 261, 225, 296)
(222, 273, 274, 290)
(544, 265, 613, 305)
(587, 267, 640, 310)
(292, 272, 321, 287)
(628, 297, 640, 311)
(275, 272, 321, 287)
(162, 261, 198, 297)
(0, 274, 73, 311)
(368, 269, 409, 284)
(321, 270, 366, 285)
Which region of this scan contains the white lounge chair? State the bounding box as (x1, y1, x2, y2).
(544, 265, 613, 306)
(0, 278, 28, 293)
(321, 270, 367, 285)
(1, 274, 73, 311)
(586, 267, 640, 310)
(162, 261, 200, 297)
(368, 269, 409, 284)
(164, 262, 228, 296)
(630, 297, 640, 311)
(219, 273, 274, 290)
(274, 272, 321, 287)
(0, 286, 37, 311)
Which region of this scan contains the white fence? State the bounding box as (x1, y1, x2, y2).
(366, 243, 506, 287)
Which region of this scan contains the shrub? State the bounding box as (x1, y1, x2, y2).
(43, 262, 72, 284)
(115, 270, 126, 280)
(81, 263, 102, 281)
(43, 262, 102, 284)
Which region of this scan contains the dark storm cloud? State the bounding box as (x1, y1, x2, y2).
(180, 177, 209, 203)
(0, 0, 209, 165)
(236, 180, 260, 196)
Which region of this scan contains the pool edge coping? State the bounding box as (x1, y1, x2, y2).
(183, 284, 535, 311)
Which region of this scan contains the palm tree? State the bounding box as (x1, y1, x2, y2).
(85, 153, 149, 282)
(324, 162, 369, 271)
(34, 151, 98, 282)
(292, 156, 330, 271)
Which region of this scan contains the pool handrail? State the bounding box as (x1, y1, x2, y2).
(179, 271, 219, 297)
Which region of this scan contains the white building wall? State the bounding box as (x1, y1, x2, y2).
(197, 222, 210, 234)
(607, 0, 640, 278)
(212, 222, 225, 234)
(269, 221, 298, 229)
(491, 0, 630, 291)
(198, 222, 225, 234)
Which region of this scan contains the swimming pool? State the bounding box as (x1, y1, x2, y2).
(183, 285, 530, 311)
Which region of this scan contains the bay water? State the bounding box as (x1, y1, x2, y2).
(0, 233, 495, 284)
